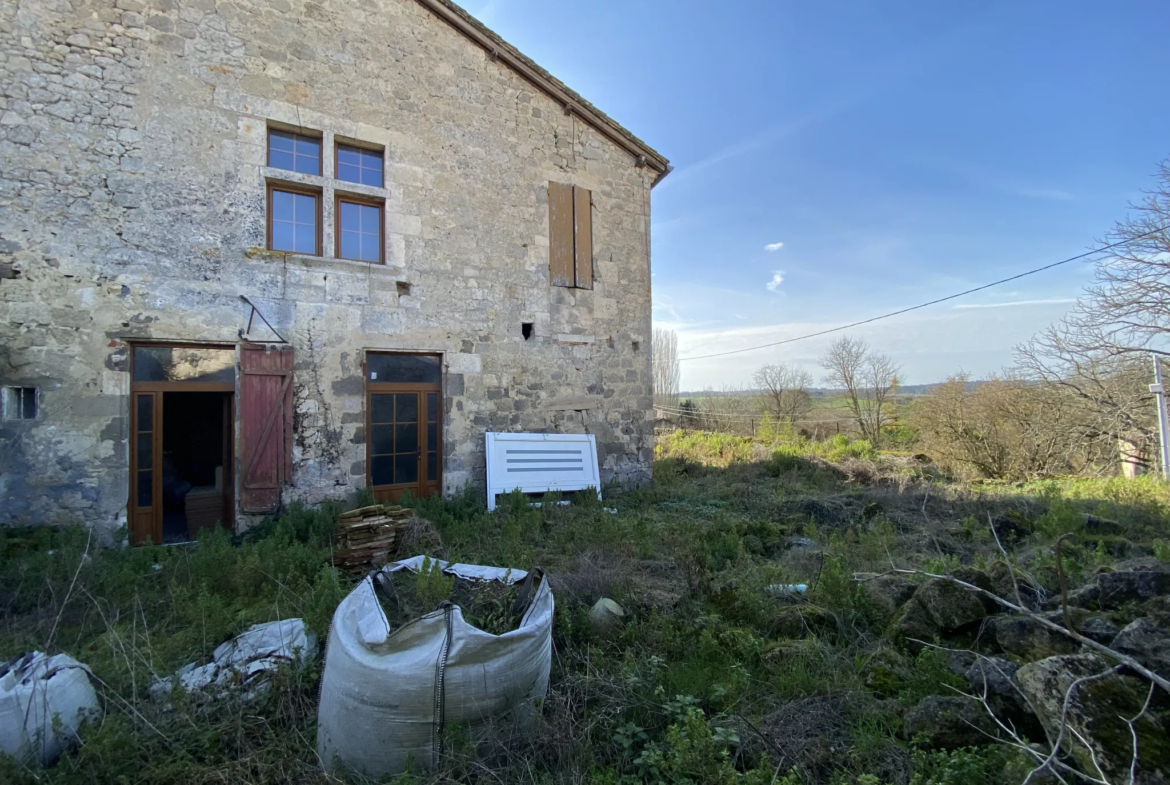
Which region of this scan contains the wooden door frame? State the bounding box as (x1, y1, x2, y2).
(365, 377, 442, 501)
(127, 342, 237, 545)
(129, 390, 163, 546)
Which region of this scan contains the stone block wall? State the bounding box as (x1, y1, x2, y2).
(0, 0, 661, 534)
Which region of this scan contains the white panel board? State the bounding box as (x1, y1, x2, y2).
(485, 432, 601, 511)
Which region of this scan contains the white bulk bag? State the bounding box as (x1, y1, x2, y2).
(0, 651, 100, 767)
(317, 556, 553, 778)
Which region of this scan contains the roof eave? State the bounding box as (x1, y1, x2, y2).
(414, 0, 670, 179)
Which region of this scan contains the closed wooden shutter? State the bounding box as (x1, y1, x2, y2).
(573, 185, 592, 289)
(548, 181, 575, 287)
(240, 344, 294, 513)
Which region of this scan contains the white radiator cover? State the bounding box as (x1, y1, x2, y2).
(485, 432, 601, 511)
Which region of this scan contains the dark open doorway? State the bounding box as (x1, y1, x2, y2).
(160, 391, 232, 543)
(129, 344, 237, 546)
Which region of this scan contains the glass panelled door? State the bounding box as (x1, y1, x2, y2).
(370, 392, 419, 489)
(130, 391, 161, 545)
(366, 353, 442, 502)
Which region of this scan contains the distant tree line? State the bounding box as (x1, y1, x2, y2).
(652, 156, 1170, 480)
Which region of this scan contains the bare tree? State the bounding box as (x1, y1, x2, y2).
(753, 363, 813, 425)
(1011, 157, 1170, 459)
(652, 327, 680, 409)
(819, 336, 901, 445)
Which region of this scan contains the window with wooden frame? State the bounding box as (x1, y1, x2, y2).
(335, 195, 384, 263)
(548, 181, 593, 289)
(268, 183, 321, 256)
(267, 128, 321, 175)
(336, 143, 384, 187)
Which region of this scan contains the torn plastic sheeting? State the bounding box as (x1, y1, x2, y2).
(150, 618, 316, 698)
(317, 555, 553, 779)
(0, 651, 100, 767)
(385, 554, 528, 583)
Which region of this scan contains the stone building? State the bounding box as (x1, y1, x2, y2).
(0, 0, 669, 544)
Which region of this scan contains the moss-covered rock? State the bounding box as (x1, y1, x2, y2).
(915, 577, 987, 632)
(1110, 615, 1170, 678)
(993, 615, 1081, 660)
(858, 574, 918, 619)
(768, 604, 836, 639)
(1015, 654, 1170, 780)
(887, 597, 940, 650)
(902, 696, 996, 749)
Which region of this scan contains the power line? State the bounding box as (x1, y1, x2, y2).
(652, 405, 849, 424)
(678, 228, 1166, 363)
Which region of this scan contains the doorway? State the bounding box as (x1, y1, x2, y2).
(365, 353, 442, 502)
(129, 345, 236, 545)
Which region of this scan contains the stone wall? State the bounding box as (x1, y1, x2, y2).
(0, 0, 660, 534)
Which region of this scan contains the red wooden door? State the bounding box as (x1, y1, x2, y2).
(240, 344, 294, 514)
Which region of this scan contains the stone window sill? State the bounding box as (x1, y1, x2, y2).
(244, 248, 400, 276)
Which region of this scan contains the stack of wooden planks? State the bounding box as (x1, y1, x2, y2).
(332, 504, 412, 574)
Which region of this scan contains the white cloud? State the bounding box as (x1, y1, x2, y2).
(765, 271, 785, 292)
(952, 297, 1077, 310)
(764, 241, 785, 252)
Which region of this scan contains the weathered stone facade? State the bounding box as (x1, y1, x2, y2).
(0, 0, 667, 536)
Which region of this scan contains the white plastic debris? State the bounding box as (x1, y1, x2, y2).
(317, 555, 554, 778)
(150, 618, 315, 699)
(765, 583, 809, 597)
(589, 597, 626, 634)
(0, 651, 100, 767)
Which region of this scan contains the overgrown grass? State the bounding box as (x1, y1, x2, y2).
(2, 435, 1167, 784)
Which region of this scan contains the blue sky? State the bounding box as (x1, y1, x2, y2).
(465, 0, 1170, 389)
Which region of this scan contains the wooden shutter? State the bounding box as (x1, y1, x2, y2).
(240, 344, 294, 513)
(548, 181, 575, 287)
(573, 186, 592, 289)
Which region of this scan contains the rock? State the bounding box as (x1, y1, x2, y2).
(915, 577, 987, 632)
(769, 605, 836, 638)
(965, 655, 1019, 696)
(1113, 557, 1167, 573)
(861, 646, 910, 696)
(1015, 654, 1170, 780)
(1110, 616, 1170, 678)
(887, 597, 940, 648)
(987, 561, 1043, 609)
(150, 619, 316, 700)
(0, 651, 100, 767)
(588, 598, 625, 635)
(902, 696, 996, 749)
(964, 656, 1044, 741)
(990, 515, 1030, 542)
(859, 574, 918, 619)
(1077, 615, 1121, 644)
(1083, 515, 1124, 535)
(945, 649, 977, 677)
(1096, 570, 1170, 609)
(994, 616, 1081, 660)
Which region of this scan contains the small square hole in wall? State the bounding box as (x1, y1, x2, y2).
(396, 281, 412, 296)
(3, 387, 37, 420)
(522, 322, 534, 340)
(632, 341, 640, 351)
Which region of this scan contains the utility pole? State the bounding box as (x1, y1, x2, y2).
(1150, 353, 1170, 480)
